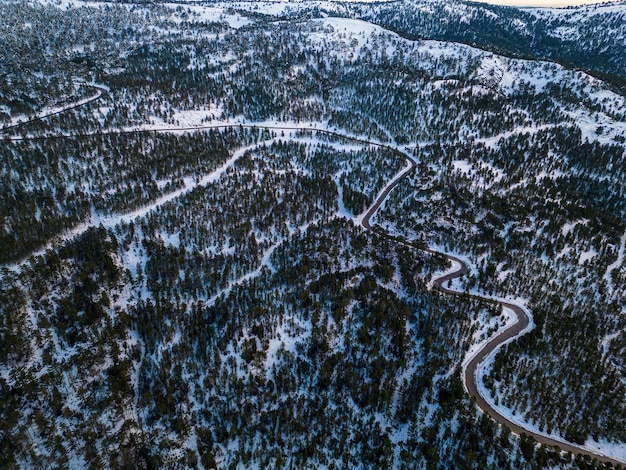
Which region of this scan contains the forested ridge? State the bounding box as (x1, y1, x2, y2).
(0, 0, 625, 468)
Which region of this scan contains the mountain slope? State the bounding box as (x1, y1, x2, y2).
(0, 1, 625, 468)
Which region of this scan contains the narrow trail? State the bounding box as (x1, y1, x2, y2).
(0, 84, 107, 134)
(6, 121, 625, 466)
(2, 137, 279, 271)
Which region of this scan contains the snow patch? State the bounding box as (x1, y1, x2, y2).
(603, 230, 626, 294)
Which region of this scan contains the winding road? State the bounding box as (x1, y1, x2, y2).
(359, 143, 626, 468)
(7, 112, 625, 465)
(0, 83, 107, 134)
(430, 258, 626, 465)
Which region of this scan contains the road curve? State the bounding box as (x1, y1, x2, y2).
(0, 84, 107, 134)
(8, 122, 625, 466)
(359, 146, 626, 467)
(361, 160, 417, 230)
(430, 258, 626, 467)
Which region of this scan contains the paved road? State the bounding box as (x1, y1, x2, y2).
(361, 159, 416, 229)
(360, 152, 625, 467)
(10, 119, 625, 466)
(429, 256, 625, 467)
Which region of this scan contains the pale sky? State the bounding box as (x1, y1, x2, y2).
(471, 0, 615, 6)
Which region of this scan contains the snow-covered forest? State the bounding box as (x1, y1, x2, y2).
(0, 0, 625, 468)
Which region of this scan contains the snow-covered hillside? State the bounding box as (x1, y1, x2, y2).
(0, 0, 625, 468)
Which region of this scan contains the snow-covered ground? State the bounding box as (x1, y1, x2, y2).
(427, 248, 626, 464)
(603, 230, 626, 295)
(477, 348, 626, 463)
(3, 4, 625, 464)
(474, 124, 555, 149)
(2, 118, 410, 271)
(0, 83, 105, 132)
(3, 134, 282, 270)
